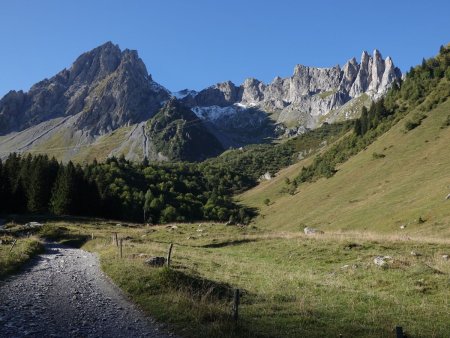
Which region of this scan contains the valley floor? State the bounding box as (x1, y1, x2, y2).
(20, 220, 450, 338)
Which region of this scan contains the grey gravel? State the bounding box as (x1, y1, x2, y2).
(0, 243, 174, 338)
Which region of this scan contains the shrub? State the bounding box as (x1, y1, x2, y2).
(372, 152, 386, 159)
(404, 113, 427, 131)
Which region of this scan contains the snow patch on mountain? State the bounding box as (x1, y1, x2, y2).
(172, 89, 198, 99)
(192, 105, 241, 121)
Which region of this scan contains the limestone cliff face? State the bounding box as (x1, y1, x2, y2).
(182, 49, 402, 133)
(0, 42, 170, 136)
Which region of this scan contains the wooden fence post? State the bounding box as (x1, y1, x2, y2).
(8, 239, 17, 254)
(119, 239, 123, 259)
(232, 289, 240, 321)
(91, 233, 94, 240)
(115, 233, 119, 247)
(395, 326, 403, 338)
(167, 243, 173, 267)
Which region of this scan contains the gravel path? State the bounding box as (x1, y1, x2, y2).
(0, 243, 175, 338)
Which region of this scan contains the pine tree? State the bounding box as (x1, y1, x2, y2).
(422, 57, 427, 68)
(359, 106, 369, 135)
(143, 189, 154, 223)
(354, 119, 362, 136)
(27, 156, 58, 213)
(0, 160, 10, 213)
(27, 158, 45, 213)
(11, 177, 27, 213)
(50, 162, 76, 215)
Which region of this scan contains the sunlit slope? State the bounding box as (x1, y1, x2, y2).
(240, 98, 450, 235)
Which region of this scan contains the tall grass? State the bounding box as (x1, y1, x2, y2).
(0, 237, 43, 278)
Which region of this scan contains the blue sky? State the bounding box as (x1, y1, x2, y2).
(0, 0, 449, 97)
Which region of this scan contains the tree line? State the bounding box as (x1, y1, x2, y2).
(0, 154, 255, 224)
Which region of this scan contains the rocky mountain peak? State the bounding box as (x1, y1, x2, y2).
(68, 41, 122, 84)
(241, 78, 265, 104)
(340, 58, 360, 92)
(293, 64, 307, 76)
(349, 49, 400, 98)
(361, 50, 370, 64)
(184, 80, 240, 107)
(0, 42, 170, 136)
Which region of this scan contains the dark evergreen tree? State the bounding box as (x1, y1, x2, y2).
(50, 162, 77, 215)
(143, 189, 154, 223)
(0, 160, 10, 213)
(27, 155, 59, 213)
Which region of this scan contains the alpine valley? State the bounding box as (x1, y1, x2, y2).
(2, 32, 450, 337)
(0, 42, 401, 162)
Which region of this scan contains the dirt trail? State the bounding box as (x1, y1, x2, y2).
(0, 243, 175, 338)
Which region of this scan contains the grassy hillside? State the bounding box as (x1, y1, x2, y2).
(239, 44, 450, 235)
(71, 126, 134, 163)
(240, 87, 450, 235)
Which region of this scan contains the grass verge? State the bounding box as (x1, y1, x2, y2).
(0, 237, 43, 278)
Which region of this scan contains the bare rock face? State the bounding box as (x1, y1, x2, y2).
(339, 57, 359, 93)
(74, 48, 170, 135)
(182, 49, 402, 137)
(350, 49, 401, 98)
(190, 81, 241, 107)
(0, 42, 170, 136)
(240, 78, 265, 104)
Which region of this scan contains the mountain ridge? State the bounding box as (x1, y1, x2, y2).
(0, 42, 401, 162)
(182, 49, 402, 135)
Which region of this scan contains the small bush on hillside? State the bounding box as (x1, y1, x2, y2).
(404, 113, 427, 131)
(372, 152, 386, 159)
